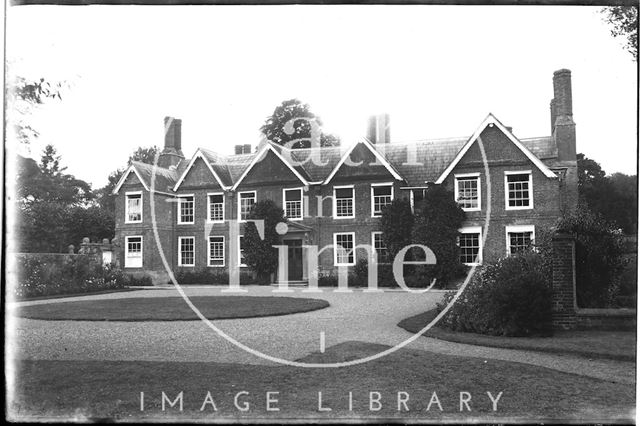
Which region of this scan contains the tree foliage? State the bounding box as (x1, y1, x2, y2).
(601, 6, 638, 61)
(577, 153, 637, 234)
(412, 185, 466, 285)
(260, 99, 341, 148)
(380, 198, 414, 261)
(243, 200, 287, 283)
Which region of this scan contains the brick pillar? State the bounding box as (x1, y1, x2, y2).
(552, 233, 577, 330)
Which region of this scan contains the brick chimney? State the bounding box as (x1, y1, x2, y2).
(158, 116, 185, 168)
(366, 114, 390, 144)
(234, 144, 252, 155)
(550, 69, 576, 162)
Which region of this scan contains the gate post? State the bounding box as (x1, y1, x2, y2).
(552, 232, 577, 330)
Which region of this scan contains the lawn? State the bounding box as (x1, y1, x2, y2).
(15, 296, 329, 321)
(8, 341, 634, 422)
(398, 309, 636, 361)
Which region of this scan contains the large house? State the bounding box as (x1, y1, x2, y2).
(113, 69, 578, 285)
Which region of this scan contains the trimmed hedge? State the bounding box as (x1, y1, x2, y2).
(437, 252, 552, 337)
(13, 255, 130, 299)
(171, 269, 259, 285)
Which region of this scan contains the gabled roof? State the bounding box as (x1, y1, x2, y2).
(231, 142, 310, 191)
(434, 114, 558, 184)
(173, 149, 230, 191)
(323, 137, 404, 184)
(112, 162, 181, 194)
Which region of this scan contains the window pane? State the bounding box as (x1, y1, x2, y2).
(180, 237, 195, 265)
(372, 185, 393, 216)
(239, 236, 246, 265)
(209, 236, 224, 266)
(507, 174, 530, 207)
(335, 187, 353, 199)
(209, 194, 224, 221)
(240, 193, 255, 220)
(335, 233, 354, 264)
(180, 196, 194, 223)
(335, 187, 354, 217)
(456, 177, 479, 209)
(458, 233, 480, 264)
(284, 189, 302, 219)
(127, 194, 142, 222)
(509, 232, 532, 254)
(284, 189, 302, 201)
(373, 233, 389, 263)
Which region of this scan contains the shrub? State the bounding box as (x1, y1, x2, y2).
(437, 251, 552, 337)
(172, 269, 256, 285)
(14, 254, 127, 299)
(244, 200, 286, 284)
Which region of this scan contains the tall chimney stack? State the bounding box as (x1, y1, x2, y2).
(366, 114, 390, 144)
(157, 116, 185, 168)
(550, 69, 576, 162)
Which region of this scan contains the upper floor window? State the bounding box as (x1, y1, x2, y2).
(410, 188, 426, 213)
(178, 236, 195, 266)
(283, 188, 303, 220)
(333, 186, 354, 219)
(505, 171, 533, 210)
(238, 191, 256, 221)
(178, 195, 195, 224)
(458, 226, 482, 265)
(455, 173, 481, 211)
(125, 192, 142, 223)
(208, 193, 225, 223)
(371, 183, 393, 217)
(506, 225, 535, 255)
(334, 232, 355, 266)
(372, 232, 389, 264)
(208, 236, 225, 267)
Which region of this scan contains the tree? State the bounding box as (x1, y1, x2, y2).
(243, 200, 287, 283)
(411, 185, 466, 286)
(380, 198, 414, 261)
(601, 6, 638, 61)
(6, 75, 64, 146)
(260, 99, 341, 148)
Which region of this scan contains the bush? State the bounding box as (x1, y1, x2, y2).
(554, 207, 628, 308)
(172, 269, 257, 285)
(14, 254, 127, 299)
(437, 252, 552, 337)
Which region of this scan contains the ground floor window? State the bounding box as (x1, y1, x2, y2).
(506, 225, 535, 255)
(458, 226, 482, 265)
(125, 236, 143, 268)
(179, 236, 195, 266)
(208, 236, 225, 267)
(371, 232, 389, 263)
(239, 235, 247, 267)
(334, 232, 355, 266)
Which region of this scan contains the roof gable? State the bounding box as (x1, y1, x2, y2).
(435, 114, 557, 184)
(112, 165, 149, 194)
(179, 156, 224, 189)
(231, 143, 309, 190)
(173, 150, 229, 191)
(323, 138, 403, 184)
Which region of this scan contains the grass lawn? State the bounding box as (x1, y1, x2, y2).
(15, 296, 329, 321)
(398, 309, 636, 361)
(8, 341, 634, 422)
(11, 287, 137, 302)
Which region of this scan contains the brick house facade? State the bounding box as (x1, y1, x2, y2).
(113, 69, 578, 285)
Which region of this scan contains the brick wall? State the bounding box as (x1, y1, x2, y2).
(551, 233, 577, 330)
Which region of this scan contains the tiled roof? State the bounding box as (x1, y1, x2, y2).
(130, 161, 180, 193)
(170, 133, 558, 189)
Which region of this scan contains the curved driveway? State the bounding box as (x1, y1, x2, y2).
(7, 286, 634, 384)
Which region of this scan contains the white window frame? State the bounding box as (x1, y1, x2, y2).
(207, 192, 225, 223)
(178, 236, 195, 267)
(177, 194, 195, 225)
(371, 231, 389, 264)
(125, 191, 143, 224)
(408, 188, 427, 213)
(283, 187, 304, 221)
(505, 225, 536, 256)
(237, 191, 257, 222)
(333, 185, 355, 219)
(333, 232, 356, 266)
(124, 235, 143, 268)
(458, 226, 483, 265)
(370, 182, 394, 218)
(454, 173, 481, 212)
(238, 235, 247, 267)
(207, 236, 225, 267)
(504, 171, 533, 211)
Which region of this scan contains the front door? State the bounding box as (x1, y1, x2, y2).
(283, 239, 303, 281)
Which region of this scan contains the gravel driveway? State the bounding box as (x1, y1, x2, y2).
(7, 286, 635, 384)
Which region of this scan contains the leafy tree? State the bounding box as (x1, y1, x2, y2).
(6, 75, 64, 145)
(411, 185, 466, 286)
(243, 200, 287, 283)
(260, 99, 341, 148)
(380, 198, 414, 262)
(601, 6, 638, 61)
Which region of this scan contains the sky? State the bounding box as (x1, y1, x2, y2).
(6, 5, 638, 188)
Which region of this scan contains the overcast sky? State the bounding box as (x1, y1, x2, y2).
(6, 5, 638, 188)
